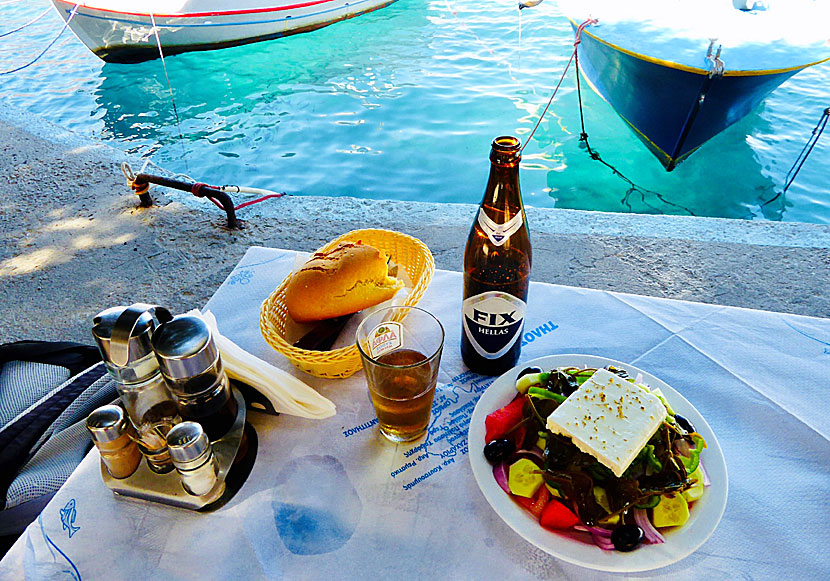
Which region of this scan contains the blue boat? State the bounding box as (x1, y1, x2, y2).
(559, 0, 830, 171)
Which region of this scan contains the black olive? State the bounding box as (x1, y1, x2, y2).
(611, 524, 643, 552)
(547, 370, 579, 396)
(675, 414, 695, 433)
(483, 439, 515, 464)
(517, 366, 544, 379)
(605, 365, 629, 379)
(544, 436, 574, 470)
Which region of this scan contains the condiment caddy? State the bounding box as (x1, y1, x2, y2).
(88, 303, 255, 511)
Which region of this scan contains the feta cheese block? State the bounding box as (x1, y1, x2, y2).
(545, 368, 668, 477)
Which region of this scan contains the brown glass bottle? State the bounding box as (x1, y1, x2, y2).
(461, 136, 531, 376)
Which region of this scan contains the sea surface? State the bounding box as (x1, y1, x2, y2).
(2, 0, 829, 223)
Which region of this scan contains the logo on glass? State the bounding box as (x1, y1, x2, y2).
(368, 322, 403, 359)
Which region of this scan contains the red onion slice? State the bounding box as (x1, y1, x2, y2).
(493, 461, 511, 494)
(633, 508, 665, 544)
(591, 533, 615, 550)
(574, 524, 613, 538)
(511, 448, 545, 466)
(700, 458, 711, 486)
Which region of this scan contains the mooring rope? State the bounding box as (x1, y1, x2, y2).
(149, 13, 190, 175)
(0, 7, 51, 39)
(782, 107, 828, 194)
(520, 19, 594, 151)
(760, 106, 828, 207)
(0, 5, 77, 75)
(122, 159, 286, 212)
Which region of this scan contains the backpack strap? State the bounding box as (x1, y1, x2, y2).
(0, 341, 101, 377)
(0, 342, 106, 510)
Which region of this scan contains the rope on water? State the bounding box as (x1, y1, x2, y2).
(761, 106, 828, 207)
(0, 5, 77, 75)
(782, 107, 828, 194)
(520, 19, 595, 151)
(571, 22, 695, 216)
(149, 13, 190, 175)
(0, 7, 51, 39)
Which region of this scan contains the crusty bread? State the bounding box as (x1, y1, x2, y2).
(285, 242, 404, 323)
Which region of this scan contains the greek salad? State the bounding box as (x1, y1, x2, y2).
(482, 365, 709, 552)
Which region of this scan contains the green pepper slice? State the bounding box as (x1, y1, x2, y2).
(527, 387, 567, 403)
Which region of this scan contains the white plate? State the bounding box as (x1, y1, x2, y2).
(468, 354, 728, 573)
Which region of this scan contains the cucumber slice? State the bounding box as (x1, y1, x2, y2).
(592, 486, 613, 514)
(682, 466, 705, 502)
(652, 493, 689, 527)
(508, 458, 544, 498)
(516, 373, 545, 394)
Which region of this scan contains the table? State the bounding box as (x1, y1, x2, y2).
(2, 246, 828, 580)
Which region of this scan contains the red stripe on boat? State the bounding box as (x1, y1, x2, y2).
(54, 0, 338, 18)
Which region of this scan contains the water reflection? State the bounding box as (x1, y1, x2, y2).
(90, 3, 432, 190)
(531, 77, 786, 221)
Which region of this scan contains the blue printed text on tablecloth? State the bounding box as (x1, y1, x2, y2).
(341, 370, 495, 491)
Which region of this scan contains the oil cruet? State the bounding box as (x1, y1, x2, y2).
(91, 304, 182, 474)
(151, 313, 237, 442)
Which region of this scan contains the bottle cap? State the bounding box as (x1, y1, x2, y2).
(151, 315, 220, 382)
(166, 421, 210, 464)
(86, 405, 129, 444)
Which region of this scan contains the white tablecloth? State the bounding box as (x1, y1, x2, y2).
(2, 246, 828, 580)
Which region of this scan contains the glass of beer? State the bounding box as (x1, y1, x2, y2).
(356, 306, 444, 442)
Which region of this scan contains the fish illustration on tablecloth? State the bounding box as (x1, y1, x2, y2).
(59, 499, 80, 538)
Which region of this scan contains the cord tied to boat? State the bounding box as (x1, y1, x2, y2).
(0, 4, 78, 76)
(779, 106, 828, 197)
(519, 18, 596, 153)
(573, 18, 597, 47)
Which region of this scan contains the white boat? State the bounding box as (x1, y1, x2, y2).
(51, 0, 398, 63)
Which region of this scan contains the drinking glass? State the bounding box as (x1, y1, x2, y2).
(356, 306, 444, 442)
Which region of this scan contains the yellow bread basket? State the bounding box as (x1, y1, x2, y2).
(260, 229, 435, 379)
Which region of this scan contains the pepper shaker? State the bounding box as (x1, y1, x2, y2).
(167, 422, 224, 497)
(86, 405, 142, 479)
(151, 314, 237, 441)
(91, 304, 182, 474)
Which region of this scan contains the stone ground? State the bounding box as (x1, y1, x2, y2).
(1, 116, 829, 347)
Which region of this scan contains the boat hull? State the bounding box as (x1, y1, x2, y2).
(574, 22, 807, 171)
(52, 0, 398, 63)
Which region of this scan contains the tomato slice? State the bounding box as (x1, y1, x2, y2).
(540, 499, 581, 530)
(484, 395, 526, 444)
(514, 481, 550, 519)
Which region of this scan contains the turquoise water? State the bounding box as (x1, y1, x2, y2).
(2, 0, 829, 223)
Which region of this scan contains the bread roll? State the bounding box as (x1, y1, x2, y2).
(285, 242, 404, 323)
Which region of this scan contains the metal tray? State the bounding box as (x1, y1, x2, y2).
(101, 388, 248, 510)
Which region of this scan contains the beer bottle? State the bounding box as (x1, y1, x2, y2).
(461, 136, 531, 376)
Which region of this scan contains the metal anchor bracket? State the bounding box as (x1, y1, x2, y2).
(706, 40, 725, 79)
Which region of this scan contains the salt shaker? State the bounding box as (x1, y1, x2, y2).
(91, 304, 181, 474)
(151, 314, 237, 441)
(86, 405, 142, 479)
(166, 421, 224, 497)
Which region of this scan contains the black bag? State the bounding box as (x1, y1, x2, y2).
(0, 341, 114, 536)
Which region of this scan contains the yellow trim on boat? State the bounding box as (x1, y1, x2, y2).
(569, 17, 830, 77)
